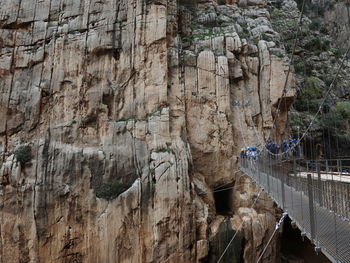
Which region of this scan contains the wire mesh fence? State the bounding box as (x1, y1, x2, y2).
(240, 155, 350, 263)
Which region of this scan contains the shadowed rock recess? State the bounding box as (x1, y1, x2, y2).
(0, 0, 296, 262)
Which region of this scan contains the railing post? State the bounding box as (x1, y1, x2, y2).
(325, 160, 329, 173)
(307, 174, 316, 241)
(267, 156, 271, 194)
(293, 159, 297, 187)
(255, 158, 258, 182)
(337, 159, 342, 183)
(317, 163, 323, 207)
(337, 159, 342, 173)
(332, 190, 339, 261)
(281, 172, 286, 209)
(257, 158, 261, 184)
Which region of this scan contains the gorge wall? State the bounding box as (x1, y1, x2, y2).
(304, 0, 350, 51)
(269, 0, 350, 160)
(0, 0, 295, 262)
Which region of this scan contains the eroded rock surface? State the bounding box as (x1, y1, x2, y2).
(0, 0, 295, 262)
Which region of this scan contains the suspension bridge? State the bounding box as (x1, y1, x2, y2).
(217, 1, 350, 259)
(241, 156, 350, 263)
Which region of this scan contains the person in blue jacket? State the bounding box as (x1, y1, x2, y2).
(271, 142, 280, 158)
(266, 142, 273, 158)
(281, 140, 289, 159)
(290, 138, 300, 158)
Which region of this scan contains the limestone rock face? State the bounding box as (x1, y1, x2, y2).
(324, 0, 350, 51)
(309, 0, 350, 51)
(0, 0, 294, 262)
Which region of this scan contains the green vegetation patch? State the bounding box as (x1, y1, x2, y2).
(289, 118, 306, 129)
(294, 77, 323, 112)
(154, 147, 173, 154)
(333, 102, 350, 119)
(96, 179, 131, 200)
(308, 20, 320, 31)
(14, 145, 32, 164)
(330, 48, 342, 57)
(302, 77, 323, 99)
(319, 102, 350, 133)
(303, 37, 330, 52)
(271, 9, 281, 18)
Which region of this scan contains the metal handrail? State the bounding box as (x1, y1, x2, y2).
(240, 155, 350, 263)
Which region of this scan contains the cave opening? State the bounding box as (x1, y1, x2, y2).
(280, 216, 330, 262)
(214, 184, 234, 216)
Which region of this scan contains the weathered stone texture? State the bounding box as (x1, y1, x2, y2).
(0, 0, 295, 262)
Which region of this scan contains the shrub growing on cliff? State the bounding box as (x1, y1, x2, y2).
(294, 77, 322, 112)
(14, 145, 32, 165)
(330, 48, 342, 57)
(96, 179, 131, 200)
(319, 102, 350, 133)
(304, 38, 330, 52)
(333, 102, 350, 119)
(308, 20, 321, 31)
(294, 61, 315, 75)
(271, 9, 281, 18)
(294, 62, 305, 73)
(303, 77, 322, 99)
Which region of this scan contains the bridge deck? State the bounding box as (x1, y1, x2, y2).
(241, 166, 350, 263)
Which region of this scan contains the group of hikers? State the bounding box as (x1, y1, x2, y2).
(240, 138, 301, 161)
(240, 146, 260, 160)
(266, 139, 301, 158)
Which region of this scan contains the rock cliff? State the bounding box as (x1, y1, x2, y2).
(0, 0, 295, 262)
(269, 0, 350, 159)
(300, 0, 350, 51)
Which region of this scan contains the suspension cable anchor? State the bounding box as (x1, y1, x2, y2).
(314, 246, 321, 255)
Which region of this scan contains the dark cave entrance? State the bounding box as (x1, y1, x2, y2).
(281, 216, 330, 263)
(214, 184, 234, 216)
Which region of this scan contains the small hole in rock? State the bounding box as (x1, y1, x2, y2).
(214, 184, 234, 216)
